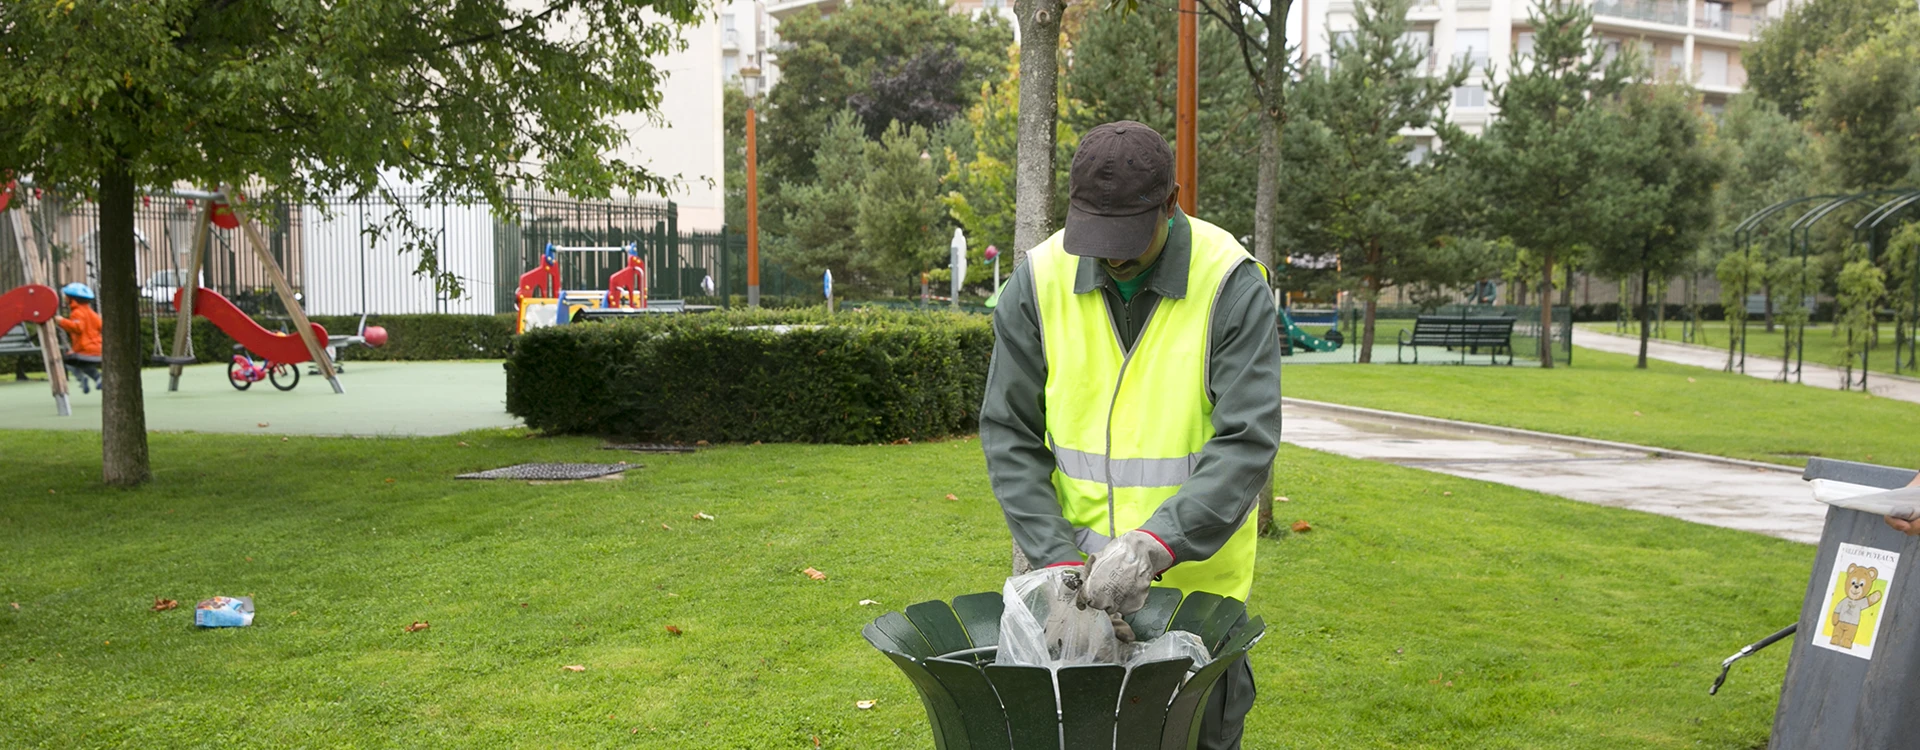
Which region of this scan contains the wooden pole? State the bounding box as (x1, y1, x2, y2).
(1176, 0, 1199, 215)
(166, 199, 214, 391)
(227, 188, 343, 393)
(10, 203, 71, 416)
(746, 106, 761, 308)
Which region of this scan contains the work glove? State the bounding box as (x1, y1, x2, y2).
(1078, 530, 1173, 617)
(1108, 611, 1135, 644)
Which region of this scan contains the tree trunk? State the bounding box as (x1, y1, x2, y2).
(1637, 264, 1652, 369)
(1359, 277, 1379, 364)
(1252, 97, 1280, 279)
(1538, 252, 1555, 368)
(1012, 0, 1063, 260)
(98, 162, 151, 487)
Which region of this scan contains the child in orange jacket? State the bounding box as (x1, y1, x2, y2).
(54, 282, 102, 393)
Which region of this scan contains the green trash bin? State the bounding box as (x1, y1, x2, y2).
(862, 587, 1265, 750)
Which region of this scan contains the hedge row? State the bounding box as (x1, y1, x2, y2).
(505, 308, 993, 444)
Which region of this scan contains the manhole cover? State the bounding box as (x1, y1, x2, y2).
(601, 443, 698, 454)
(457, 463, 633, 481)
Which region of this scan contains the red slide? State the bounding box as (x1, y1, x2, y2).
(0, 284, 57, 335)
(173, 287, 329, 364)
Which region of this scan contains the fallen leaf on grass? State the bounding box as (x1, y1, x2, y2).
(8, 602, 18, 610)
(695, 440, 711, 447)
(856, 699, 877, 710)
(562, 665, 586, 672)
(1290, 520, 1312, 533)
(1275, 495, 1290, 503)
(803, 567, 828, 581)
(665, 625, 683, 636)
(858, 599, 879, 606)
(694, 512, 715, 521)
(280, 437, 288, 442)
(1686, 377, 1696, 383)
(257, 422, 270, 428)
(1442, 491, 1452, 497)
(890, 438, 912, 445)
(151, 598, 178, 612)
(457, 441, 469, 447)
(945, 494, 957, 501)
(384, 478, 395, 483)
(404, 621, 430, 633)
(1632, 410, 1643, 417)
(661, 523, 673, 531)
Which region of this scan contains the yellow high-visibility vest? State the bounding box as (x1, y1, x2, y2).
(1029, 215, 1263, 602)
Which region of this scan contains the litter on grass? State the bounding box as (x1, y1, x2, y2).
(456, 463, 632, 481)
(194, 596, 254, 628)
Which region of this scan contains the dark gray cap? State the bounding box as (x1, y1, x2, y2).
(1063, 121, 1175, 260)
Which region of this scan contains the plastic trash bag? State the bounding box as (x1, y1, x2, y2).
(997, 568, 1123, 668)
(194, 596, 254, 628)
(1123, 629, 1212, 672)
(996, 569, 1215, 672)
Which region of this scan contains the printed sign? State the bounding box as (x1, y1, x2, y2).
(1813, 543, 1899, 660)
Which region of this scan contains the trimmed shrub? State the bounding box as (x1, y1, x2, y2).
(130, 313, 515, 366)
(505, 308, 993, 444)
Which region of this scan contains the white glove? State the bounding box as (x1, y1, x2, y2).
(1078, 530, 1173, 616)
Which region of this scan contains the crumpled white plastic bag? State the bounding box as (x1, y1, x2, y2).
(996, 568, 1213, 672)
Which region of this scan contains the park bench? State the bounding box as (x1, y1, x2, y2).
(1397, 316, 1516, 365)
(1, 324, 39, 356)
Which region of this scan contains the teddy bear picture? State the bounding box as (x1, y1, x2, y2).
(1814, 543, 1900, 660)
(1829, 564, 1883, 649)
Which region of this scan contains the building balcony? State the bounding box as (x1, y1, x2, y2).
(767, 0, 842, 20)
(723, 28, 739, 50)
(1592, 0, 1687, 27)
(1409, 0, 1443, 21)
(1694, 11, 1766, 36)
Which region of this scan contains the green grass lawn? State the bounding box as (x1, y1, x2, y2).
(0, 430, 1805, 748)
(1579, 321, 1920, 377)
(1287, 345, 1920, 469)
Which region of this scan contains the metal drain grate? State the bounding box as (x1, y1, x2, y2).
(601, 443, 698, 454)
(456, 462, 633, 481)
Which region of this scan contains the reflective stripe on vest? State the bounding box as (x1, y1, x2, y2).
(1030, 215, 1264, 602)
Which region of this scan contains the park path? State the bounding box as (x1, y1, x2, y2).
(1572, 327, 1920, 405)
(1280, 398, 1825, 544)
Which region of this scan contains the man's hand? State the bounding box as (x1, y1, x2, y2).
(1885, 475, 1920, 536)
(1078, 530, 1173, 616)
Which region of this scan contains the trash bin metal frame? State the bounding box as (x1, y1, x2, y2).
(1769, 457, 1920, 750)
(864, 588, 1265, 750)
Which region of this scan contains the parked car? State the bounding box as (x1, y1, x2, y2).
(141, 270, 204, 312)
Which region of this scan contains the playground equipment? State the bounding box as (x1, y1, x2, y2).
(4, 184, 73, 415)
(1279, 308, 1342, 355)
(0, 284, 57, 336)
(226, 348, 302, 391)
(160, 186, 343, 394)
(514, 242, 655, 333)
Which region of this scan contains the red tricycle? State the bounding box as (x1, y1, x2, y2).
(227, 346, 300, 391)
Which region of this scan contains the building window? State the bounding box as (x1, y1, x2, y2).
(724, 54, 740, 81)
(1602, 39, 1622, 64)
(1408, 137, 1434, 166)
(1331, 30, 1357, 60)
(1700, 48, 1729, 86)
(1516, 31, 1534, 59)
(984, 0, 1006, 9)
(1453, 84, 1487, 109)
(1701, 1, 1731, 30)
(1454, 28, 1490, 73)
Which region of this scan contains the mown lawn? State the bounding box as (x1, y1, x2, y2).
(0, 429, 1805, 748)
(1578, 321, 1920, 378)
(1286, 346, 1920, 469)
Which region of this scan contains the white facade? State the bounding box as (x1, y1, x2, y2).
(1295, 0, 1792, 140)
(615, 16, 727, 232)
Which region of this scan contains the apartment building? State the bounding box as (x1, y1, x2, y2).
(1300, 0, 1790, 148)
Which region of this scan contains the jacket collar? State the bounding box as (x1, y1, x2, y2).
(1072, 210, 1192, 300)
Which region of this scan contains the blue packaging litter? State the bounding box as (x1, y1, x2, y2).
(194, 596, 255, 628)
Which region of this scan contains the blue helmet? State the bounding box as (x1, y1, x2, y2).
(60, 282, 95, 301)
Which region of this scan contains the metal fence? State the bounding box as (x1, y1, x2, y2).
(2, 189, 304, 317)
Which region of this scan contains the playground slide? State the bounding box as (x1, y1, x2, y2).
(1280, 309, 1341, 353)
(173, 287, 329, 364)
(0, 284, 57, 334)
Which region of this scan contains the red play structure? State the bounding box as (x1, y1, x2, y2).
(0, 284, 57, 334)
(174, 287, 330, 364)
(606, 246, 648, 308)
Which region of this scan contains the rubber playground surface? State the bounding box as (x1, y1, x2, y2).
(0, 361, 519, 436)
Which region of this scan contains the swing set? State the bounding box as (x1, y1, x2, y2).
(3, 182, 347, 415)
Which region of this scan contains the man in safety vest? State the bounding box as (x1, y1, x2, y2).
(981, 121, 1281, 748)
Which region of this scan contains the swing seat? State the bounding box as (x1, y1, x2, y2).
(63, 353, 101, 364)
(151, 354, 198, 365)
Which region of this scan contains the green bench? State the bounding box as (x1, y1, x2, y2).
(1397, 315, 1516, 365)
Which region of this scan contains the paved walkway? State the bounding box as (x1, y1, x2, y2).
(1282, 399, 1826, 544)
(1573, 327, 1920, 405)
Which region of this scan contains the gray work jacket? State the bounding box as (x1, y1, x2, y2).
(979, 212, 1283, 568)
